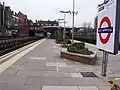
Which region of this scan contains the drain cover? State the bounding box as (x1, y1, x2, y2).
(81, 72, 98, 77)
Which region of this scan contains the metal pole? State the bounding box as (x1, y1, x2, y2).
(59, 21, 61, 35)
(59, 21, 62, 35)
(2, 2, 5, 36)
(72, 0, 75, 43)
(101, 51, 108, 77)
(63, 13, 66, 43)
(57, 20, 59, 35)
(3, 2, 4, 27)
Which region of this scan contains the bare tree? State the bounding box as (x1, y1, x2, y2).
(87, 22, 92, 29)
(82, 22, 87, 28)
(82, 22, 92, 29)
(94, 16, 98, 29)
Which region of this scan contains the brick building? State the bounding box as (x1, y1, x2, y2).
(0, 3, 4, 36)
(4, 6, 13, 30)
(17, 11, 28, 36)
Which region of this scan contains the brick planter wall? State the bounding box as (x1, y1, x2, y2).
(61, 51, 97, 65)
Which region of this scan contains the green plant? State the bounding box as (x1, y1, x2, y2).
(65, 36, 71, 44)
(55, 35, 71, 45)
(55, 35, 63, 43)
(70, 42, 85, 49)
(66, 40, 71, 44)
(67, 42, 93, 55)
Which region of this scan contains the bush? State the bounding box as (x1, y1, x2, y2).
(55, 35, 63, 43)
(66, 40, 71, 44)
(67, 42, 93, 55)
(65, 36, 71, 44)
(55, 35, 71, 44)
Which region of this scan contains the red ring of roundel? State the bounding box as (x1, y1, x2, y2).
(99, 16, 111, 44)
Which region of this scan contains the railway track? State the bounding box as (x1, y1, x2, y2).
(0, 36, 43, 57)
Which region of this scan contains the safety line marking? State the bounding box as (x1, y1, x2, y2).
(0, 39, 46, 74)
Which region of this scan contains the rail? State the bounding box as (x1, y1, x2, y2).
(0, 36, 43, 56)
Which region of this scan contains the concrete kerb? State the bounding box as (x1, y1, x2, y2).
(59, 40, 98, 65)
(60, 50, 97, 65)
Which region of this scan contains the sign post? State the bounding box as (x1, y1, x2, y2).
(97, 0, 120, 76)
(101, 51, 108, 76)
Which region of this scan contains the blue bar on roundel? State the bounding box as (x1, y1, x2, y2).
(98, 27, 113, 33)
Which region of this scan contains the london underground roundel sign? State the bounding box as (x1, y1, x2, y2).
(99, 16, 111, 44)
(97, 0, 120, 54)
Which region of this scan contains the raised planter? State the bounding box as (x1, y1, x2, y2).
(60, 51, 97, 65)
(55, 41, 63, 44)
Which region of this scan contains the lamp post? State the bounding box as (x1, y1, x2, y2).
(58, 19, 64, 26)
(57, 19, 64, 35)
(71, 0, 78, 43)
(2, 2, 5, 36)
(60, 11, 71, 42)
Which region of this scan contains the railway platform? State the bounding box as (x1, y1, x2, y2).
(0, 38, 118, 90)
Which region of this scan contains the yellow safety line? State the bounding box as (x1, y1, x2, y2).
(0, 39, 45, 64)
(111, 78, 120, 90)
(0, 50, 20, 63)
(0, 39, 46, 74)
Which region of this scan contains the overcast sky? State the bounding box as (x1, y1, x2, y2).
(2, 0, 103, 27)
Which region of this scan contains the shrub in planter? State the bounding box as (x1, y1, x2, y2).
(65, 36, 71, 45)
(55, 35, 63, 43)
(56, 35, 71, 45)
(66, 40, 71, 44)
(61, 36, 71, 47)
(67, 42, 93, 55)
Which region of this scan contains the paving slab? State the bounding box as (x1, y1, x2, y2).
(59, 78, 82, 86)
(42, 77, 59, 86)
(56, 63, 67, 67)
(97, 86, 111, 90)
(20, 66, 46, 71)
(59, 86, 78, 90)
(23, 62, 46, 67)
(79, 86, 98, 90)
(45, 66, 57, 71)
(29, 57, 46, 60)
(45, 62, 67, 67)
(71, 73, 83, 78)
(59, 78, 110, 86)
(25, 59, 46, 63)
(42, 86, 78, 90)
(25, 76, 42, 86)
(0, 87, 2, 90)
(2, 83, 41, 90)
(0, 69, 18, 76)
(0, 75, 26, 84)
(6, 65, 21, 70)
(45, 71, 61, 78)
(58, 67, 77, 73)
(42, 86, 60, 90)
(12, 60, 27, 66)
(55, 59, 66, 63)
(16, 70, 45, 77)
(0, 84, 6, 90)
(45, 62, 56, 67)
(60, 73, 72, 78)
